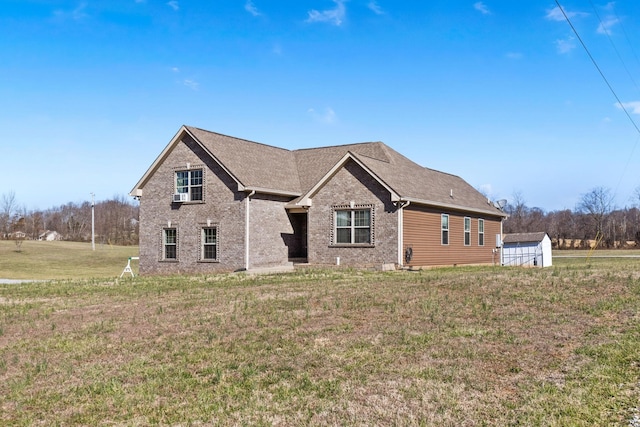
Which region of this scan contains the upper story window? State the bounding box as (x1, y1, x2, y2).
(464, 217, 471, 246)
(441, 214, 449, 245)
(478, 219, 485, 246)
(332, 204, 374, 245)
(175, 169, 203, 202)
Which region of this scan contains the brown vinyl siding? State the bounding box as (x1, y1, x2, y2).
(403, 205, 501, 267)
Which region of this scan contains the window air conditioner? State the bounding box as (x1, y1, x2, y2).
(173, 193, 189, 202)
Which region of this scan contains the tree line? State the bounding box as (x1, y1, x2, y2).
(0, 192, 139, 246)
(503, 186, 640, 249)
(1, 185, 637, 249)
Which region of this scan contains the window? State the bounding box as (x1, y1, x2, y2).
(334, 208, 372, 244)
(201, 227, 218, 261)
(464, 217, 471, 246)
(441, 214, 449, 245)
(163, 228, 177, 260)
(176, 169, 203, 201)
(478, 219, 485, 246)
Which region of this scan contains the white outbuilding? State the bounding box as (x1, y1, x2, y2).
(502, 232, 552, 268)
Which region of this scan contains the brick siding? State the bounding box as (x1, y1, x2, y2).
(307, 160, 398, 267)
(139, 136, 246, 274)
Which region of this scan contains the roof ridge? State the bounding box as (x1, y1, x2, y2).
(350, 149, 391, 164)
(423, 166, 462, 179)
(186, 125, 293, 153)
(293, 140, 382, 153)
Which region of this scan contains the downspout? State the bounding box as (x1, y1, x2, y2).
(245, 190, 255, 270)
(397, 200, 410, 266)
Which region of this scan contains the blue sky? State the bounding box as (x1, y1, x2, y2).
(2, 1, 640, 212)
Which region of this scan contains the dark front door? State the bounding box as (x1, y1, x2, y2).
(287, 212, 308, 260)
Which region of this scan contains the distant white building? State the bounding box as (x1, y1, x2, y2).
(502, 232, 552, 268)
(38, 230, 62, 241)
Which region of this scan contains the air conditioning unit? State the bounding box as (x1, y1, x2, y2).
(173, 193, 189, 202)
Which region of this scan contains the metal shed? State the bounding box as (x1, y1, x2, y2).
(502, 232, 552, 268)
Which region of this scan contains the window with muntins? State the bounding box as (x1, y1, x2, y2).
(441, 214, 449, 245)
(176, 169, 203, 201)
(333, 206, 373, 245)
(163, 228, 177, 260)
(478, 219, 485, 246)
(464, 217, 471, 246)
(201, 227, 218, 261)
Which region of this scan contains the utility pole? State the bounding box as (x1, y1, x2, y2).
(91, 192, 95, 251)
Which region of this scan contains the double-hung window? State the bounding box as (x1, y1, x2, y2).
(163, 228, 177, 260)
(335, 208, 372, 245)
(201, 227, 218, 261)
(176, 169, 203, 201)
(441, 214, 449, 245)
(464, 217, 471, 246)
(478, 219, 485, 246)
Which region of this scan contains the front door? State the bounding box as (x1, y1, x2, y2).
(287, 212, 308, 260)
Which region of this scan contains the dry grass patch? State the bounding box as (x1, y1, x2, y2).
(0, 240, 138, 280)
(1, 263, 639, 425)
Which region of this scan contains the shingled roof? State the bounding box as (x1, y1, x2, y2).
(131, 125, 506, 217)
(185, 126, 301, 195)
(503, 232, 549, 244)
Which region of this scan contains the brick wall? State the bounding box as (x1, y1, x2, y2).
(307, 160, 398, 267)
(139, 136, 246, 274)
(248, 194, 294, 268)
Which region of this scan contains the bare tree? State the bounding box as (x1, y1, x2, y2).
(1, 191, 17, 239)
(576, 186, 614, 244)
(11, 216, 26, 251)
(504, 191, 528, 233)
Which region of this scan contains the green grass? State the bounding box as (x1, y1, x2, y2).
(0, 259, 639, 425)
(0, 240, 138, 280)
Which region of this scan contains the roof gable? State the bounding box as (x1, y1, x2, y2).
(290, 151, 400, 208)
(130, 125, 506, 217)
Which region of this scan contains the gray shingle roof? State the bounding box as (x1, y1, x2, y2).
(503, 232, 548, 244)
(293, 141, 391, 192)
(186, 126, 302, 194)
(133, 125, 505, 217)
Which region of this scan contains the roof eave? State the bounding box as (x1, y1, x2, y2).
(243, 186, 301, 197)
(402, 196, 508, 218)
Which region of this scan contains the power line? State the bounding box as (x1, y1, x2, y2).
(555, 0, 640, 206)
(609, 2, 640, 77)
(588, 0, 640, 96)
(554, 0, 640, 136)
(585, 1, 640, 203)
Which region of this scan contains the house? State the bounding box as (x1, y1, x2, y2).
(8, 231, 27, 240)
(502, 232, 552, 268)
(38, 230, 62, 241)
(130, 126, 507, 275)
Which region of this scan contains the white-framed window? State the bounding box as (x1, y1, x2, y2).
(464, 217, 471, 246)
(478, 219, 485, 246)
(175, 169, 203, 201)
(333, 205, 374, 245)
(201, 227, 218, 261)
(441, 214, 449, 245)
(163, 228, 177, 260)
